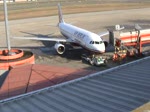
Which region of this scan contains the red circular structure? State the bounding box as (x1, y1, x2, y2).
(0, 49, 35, 70)
(0, 49, 24, 60)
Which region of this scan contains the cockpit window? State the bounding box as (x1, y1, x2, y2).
(90, 41, 94, 44)
(95, 41, 99, 44)
(90, 41, 103, 44)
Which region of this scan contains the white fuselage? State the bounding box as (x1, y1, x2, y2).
(59, 22, 105, 53)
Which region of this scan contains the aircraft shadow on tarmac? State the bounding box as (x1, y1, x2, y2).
(11, 31, 86, 60)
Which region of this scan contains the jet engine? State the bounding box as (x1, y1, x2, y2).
(54, 42, 65, 54)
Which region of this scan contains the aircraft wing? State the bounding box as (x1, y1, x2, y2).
(98, 31, 109, 37)
(13, 37, 74, 43)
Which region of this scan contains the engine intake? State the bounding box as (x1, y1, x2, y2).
(54, 43, 65, 54)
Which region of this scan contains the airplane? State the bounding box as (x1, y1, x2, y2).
(13, 4, 109, 55)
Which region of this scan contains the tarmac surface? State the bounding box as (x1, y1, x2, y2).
(0, 8, 150, 70)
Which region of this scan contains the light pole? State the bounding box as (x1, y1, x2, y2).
(3, 0, 11, 53)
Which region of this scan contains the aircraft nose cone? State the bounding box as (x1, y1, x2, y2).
(95, 44, 105, 53)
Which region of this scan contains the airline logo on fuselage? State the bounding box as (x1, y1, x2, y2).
(74, 31, 86, 41)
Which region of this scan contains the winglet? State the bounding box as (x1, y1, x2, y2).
(58, 3, 64, 23)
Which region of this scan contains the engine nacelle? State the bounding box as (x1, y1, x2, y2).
(54, 43, 65, 54)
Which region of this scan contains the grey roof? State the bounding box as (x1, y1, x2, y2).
(0, 56, 150, 112)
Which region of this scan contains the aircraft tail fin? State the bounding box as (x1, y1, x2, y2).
(58, 3, 64, 23)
